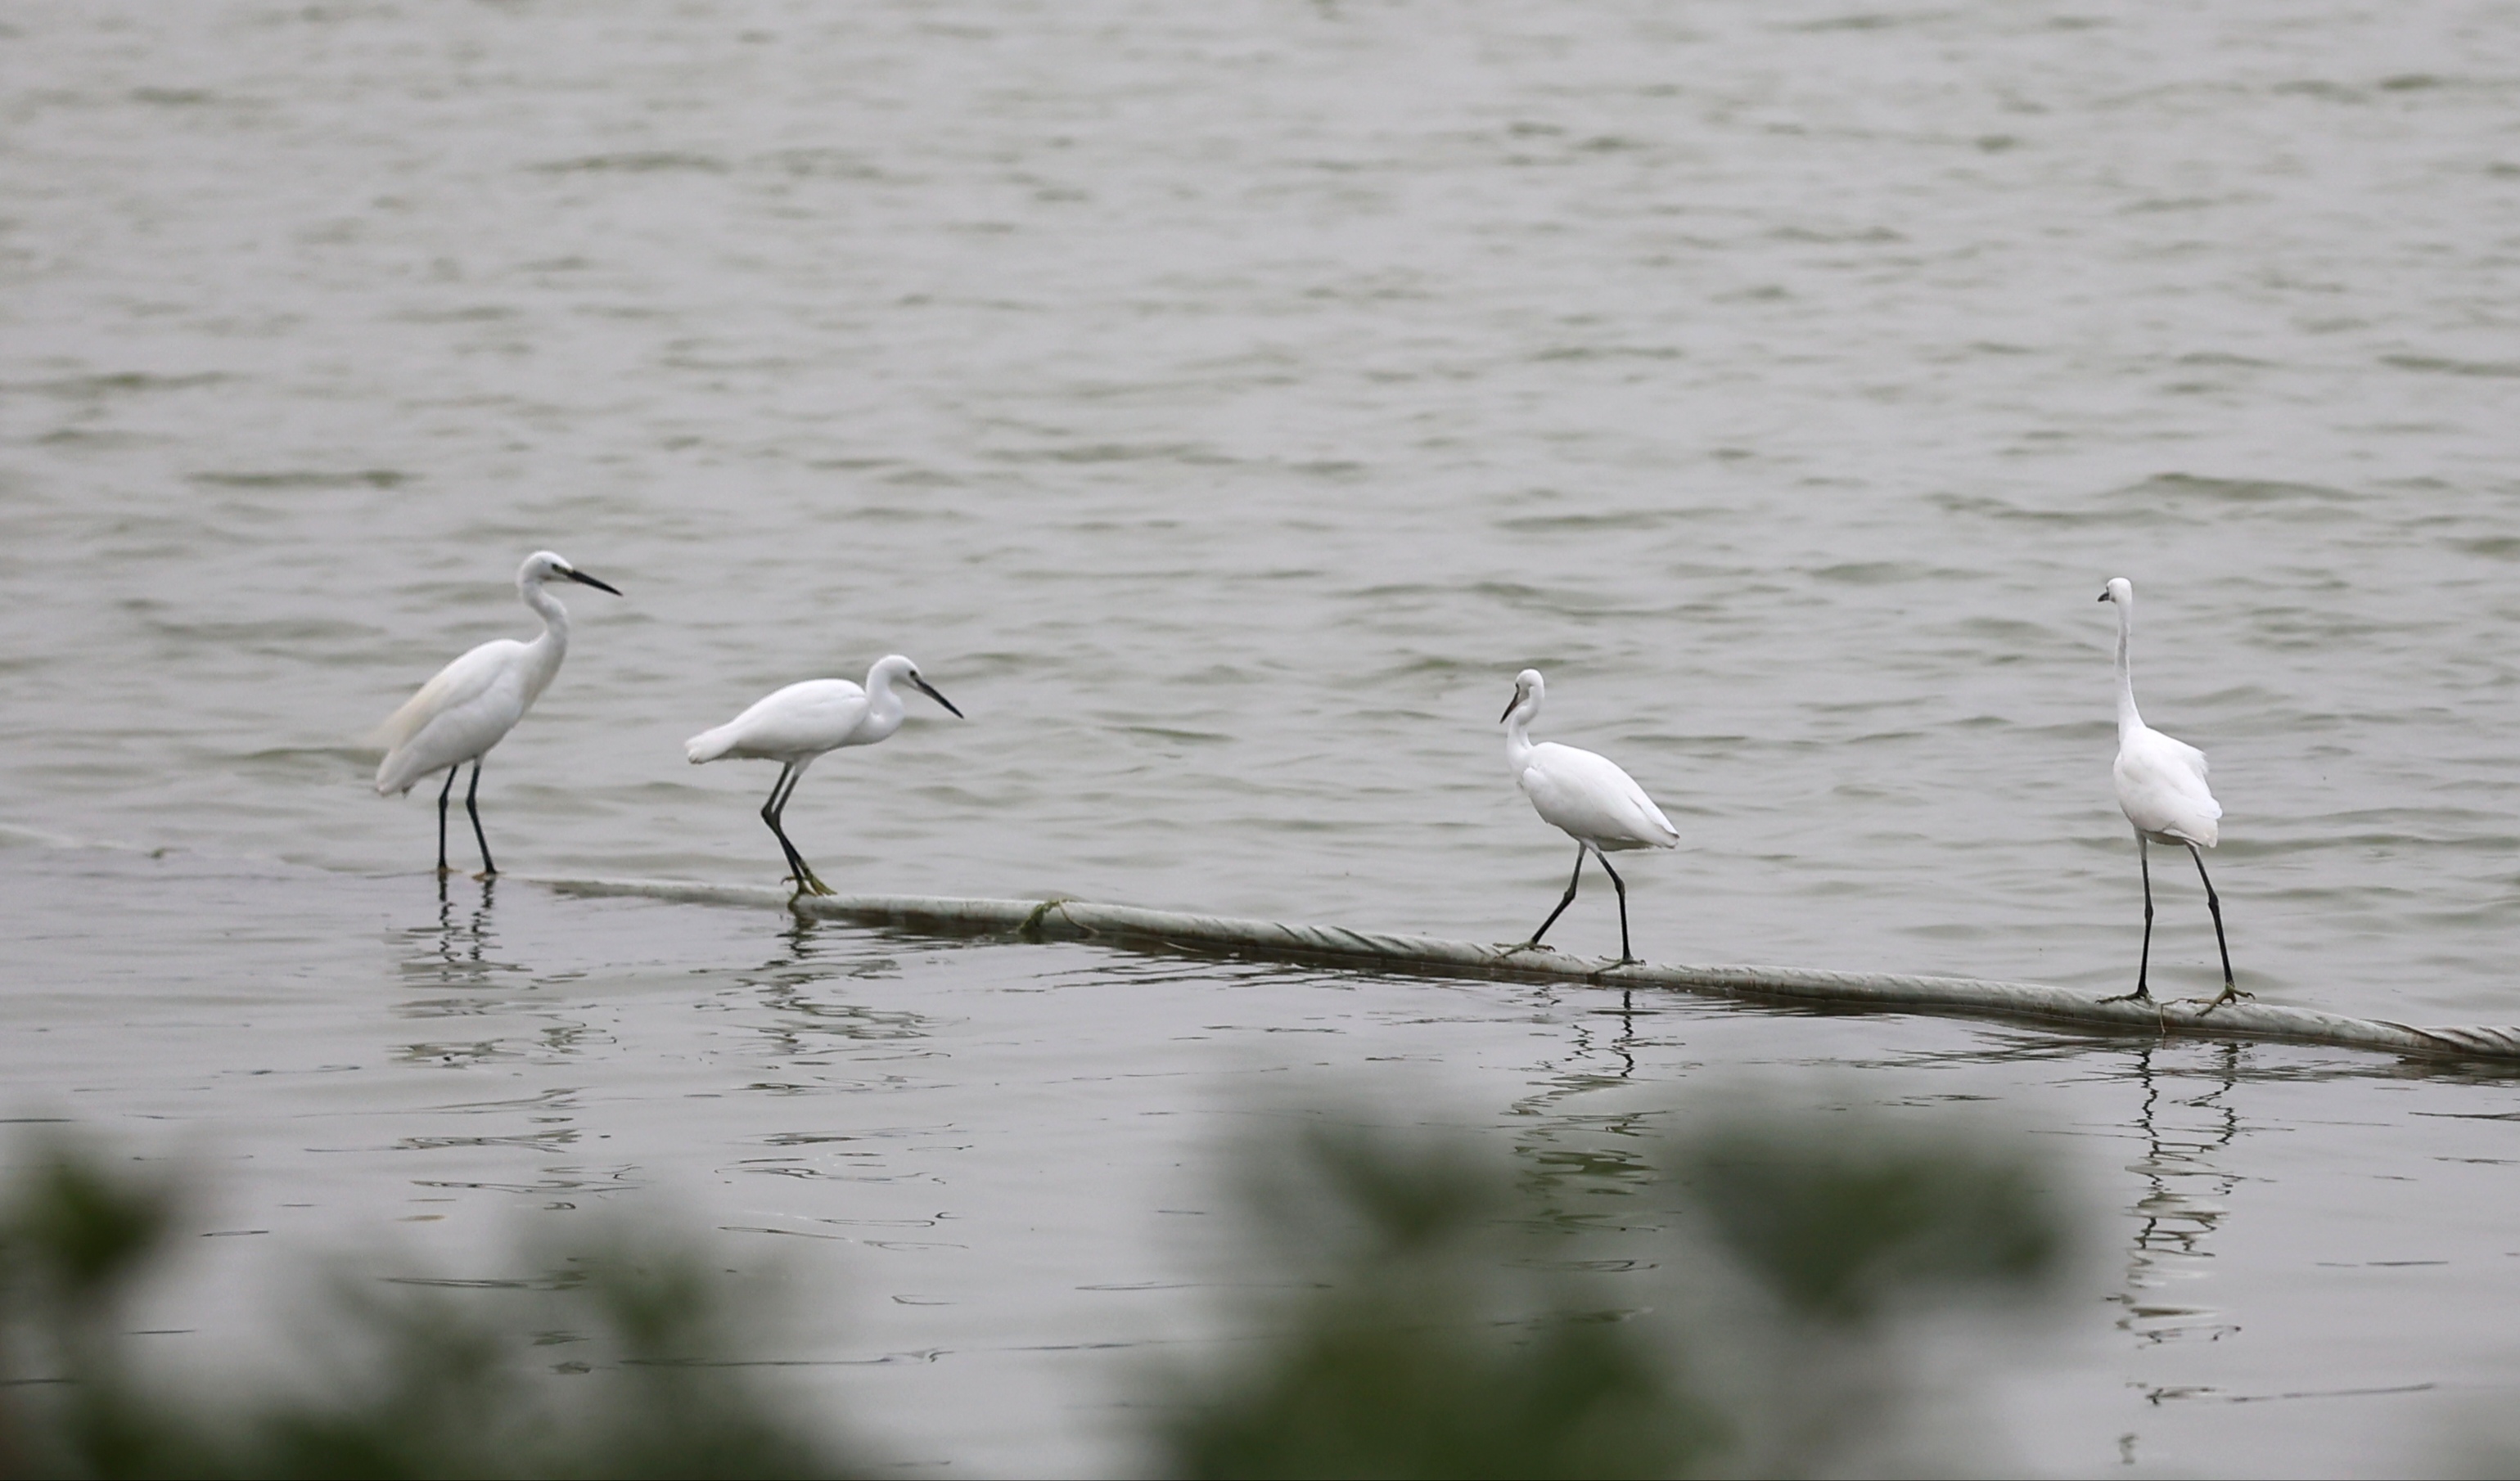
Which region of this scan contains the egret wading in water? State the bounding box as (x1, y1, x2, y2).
(1500, 668, 1680, 965)
(372, 551, 622, 877)
(2097, 577, 2242, 1010)
(685, 655, 964, 898)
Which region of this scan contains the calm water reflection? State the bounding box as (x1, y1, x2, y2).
(7, 842, 2520, 1474)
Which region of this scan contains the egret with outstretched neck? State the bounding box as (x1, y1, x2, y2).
(685, 655, 964, 897)
(372, 550, 622, 877)
(1500, 668, 1679, 964)
(2097, 577, 2241, 1009)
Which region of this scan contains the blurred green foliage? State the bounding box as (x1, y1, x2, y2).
(0, 1142, 845, 1479)
(1161, 1109, 2074, 1479)
(1161, 1123, 1729, 1479)
(0, 1104, 2073, 1479)
(1684, 1124, 2065, 1326)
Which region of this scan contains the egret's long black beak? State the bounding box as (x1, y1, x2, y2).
(2096, 589, 2110, 602)
(566, 569, 624, 596)
(911, 676, 964, 718)
(1499, 691, 1521, 723)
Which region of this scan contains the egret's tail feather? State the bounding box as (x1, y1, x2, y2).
(374, 745, 422, 797)
(685, 726, 736, 764)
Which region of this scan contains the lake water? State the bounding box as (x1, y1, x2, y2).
(5, 1, 2520, 1474)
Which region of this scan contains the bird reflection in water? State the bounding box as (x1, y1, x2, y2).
(397, 873, 526, 991)
(1561, 988, 1643, 1083)
(1504, 986, 1661, 1222)
(737, 916, 931, 1061)
(2112, 1040, 2245, 1353)
(1526, 984, 1648, 1089)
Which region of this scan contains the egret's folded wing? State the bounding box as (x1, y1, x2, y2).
(1525, 743, 1681, 849)
(2117, 729, 2225, 842)
(369, 641, 511, 751)
(687, 680, 868, 761)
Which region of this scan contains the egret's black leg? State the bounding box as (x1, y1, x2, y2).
(434, 767, 458, 877)
(759, 764, 810, 889)
(773, 769, 831, 895)
(768, 766, 811, 885)
(2101, 834, 2155, 1004)
(465, 759, 495, 878)
(2139, 836, 2154, 993)
(1596, 850, 1636, 965)
(2188, 843, 2247, 1011)
(758, 764, 791, 866)
(764, 764, 832, 896)
(1527, 844, 1586, 948)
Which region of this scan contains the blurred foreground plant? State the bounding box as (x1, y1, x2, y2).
(0, 1141, 848, 1479)
(0, 1103, 2075, 1480)
(1159, 1105, 2075, 1479)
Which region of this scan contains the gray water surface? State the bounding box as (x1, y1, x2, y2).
(5, 0, 2519, 1015)
(10, 842, 2520, 1476)
(5, 2, 2520, 1473)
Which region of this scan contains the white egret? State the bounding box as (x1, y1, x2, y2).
(372, 550, 621, 877)
(2097, 577, 2241, 1008)
(684, 655, 964, 897)
(1500, 668, 1680, 964)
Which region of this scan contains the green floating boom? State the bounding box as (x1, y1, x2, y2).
(544, 878, 2520, 1066)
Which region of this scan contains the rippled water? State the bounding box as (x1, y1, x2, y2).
(5, 1, 2520, 1472)
(12, 843, 2520, 1476)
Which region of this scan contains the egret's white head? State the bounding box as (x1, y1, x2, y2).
(518, 550, 623, 596)
(2098, 576, 2134, 606)
(1500, 668, 1546, 723)
(875, 655, 965, 718)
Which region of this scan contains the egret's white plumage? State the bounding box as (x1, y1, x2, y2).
(686, 654, 963, 896)
(1501, 668, 1679, 963)
(2099, 577, 2241, 1006)
(372, 550, 620, 876)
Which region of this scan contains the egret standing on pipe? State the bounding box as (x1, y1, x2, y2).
(684, 655, 964, 898)
(2097, 577, 2242, 1009)
(372, 550, 622, 878)
(1499, 668, 1679, 965)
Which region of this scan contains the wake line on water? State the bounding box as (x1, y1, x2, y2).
(543, 877, 2520, 1066)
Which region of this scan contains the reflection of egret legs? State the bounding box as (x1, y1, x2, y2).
(1608, 989, 1638, 1078)
(425, 872, 497, 975)
(777, 910, 820, 962)
(2128, 1044, 2165, 1251)
(2202, 1040, 2239, 1143)
(2114, 1041, 2247, 1357)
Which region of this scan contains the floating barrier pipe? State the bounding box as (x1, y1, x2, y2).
(545, 878, 2520, 1066)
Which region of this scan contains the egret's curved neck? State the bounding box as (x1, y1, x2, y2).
(2113, 597, 2143, 736)
(520, 578, 570, 689)
(862, 665, 908, 740)
(1503, 695, 1539, 772)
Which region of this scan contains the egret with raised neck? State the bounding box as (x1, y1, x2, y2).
(2098, 577, 2241, 1009)
(373, 550, 622, 877)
